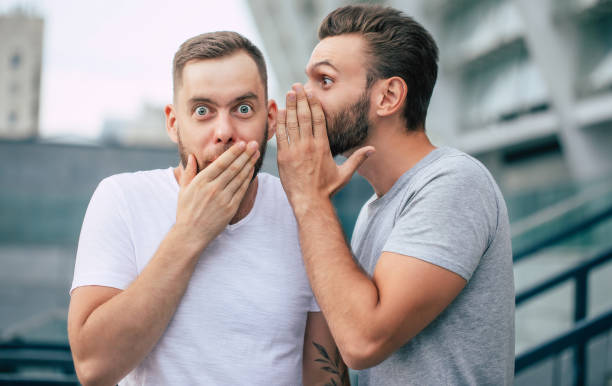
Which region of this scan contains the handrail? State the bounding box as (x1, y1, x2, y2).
(0, 374, 78, 385)
(516, 247, 612, 305)
(0, 342, 70, 351)
(514, 246, 612, 385)
(0, 342, 75, 376)
(515, 309, 612, 372)
(513, 204, 612, 262)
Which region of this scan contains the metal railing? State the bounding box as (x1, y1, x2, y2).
(512, 191, 612, 262)
(0, 342, 77, 385)
(514, 247, 612, 385)
(515, 310, 612, 384)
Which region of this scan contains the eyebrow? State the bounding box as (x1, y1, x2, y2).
(187, 92, 259, 106)
(305, 60, 339, 75)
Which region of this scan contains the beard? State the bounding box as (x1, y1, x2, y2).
(326, 90, 371, 157)
(177, 123, 268, 180)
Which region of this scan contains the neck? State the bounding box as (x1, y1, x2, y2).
(173, 166, 259, 224)
(355, 123, 435, 197)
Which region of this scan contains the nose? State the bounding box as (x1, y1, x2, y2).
(214, 112, 235, 145)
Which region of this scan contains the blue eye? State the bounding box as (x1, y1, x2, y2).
(238, 104, 252, 114)
(322, 76, 333, 86)
(195, 106, 209, 116)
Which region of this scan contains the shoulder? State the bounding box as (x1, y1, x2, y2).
(412, 148, 499, 200)
(101, 168, 172, 188)
(423, 148, 492, 182)
(391, 147, 503, 228)
(96, 168, 174, 199)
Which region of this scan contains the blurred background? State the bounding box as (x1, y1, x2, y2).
(1, 0, 612, 384)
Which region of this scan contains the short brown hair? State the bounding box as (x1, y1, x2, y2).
(319, 5, 438, 130)
(172, 31, 268, 99)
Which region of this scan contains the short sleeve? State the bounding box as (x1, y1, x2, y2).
(309, 292, 321, 312)
(383, 159, 498, 281)
(70, 177, 138, 293)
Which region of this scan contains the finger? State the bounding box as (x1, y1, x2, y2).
(293, 84, 312, 139)
(179, 154, 197, 188)
(285, 91, 300, 144)
(276, 109, 288, 149)
(200, 141, 247, 181)
(216, 141, 259, 187)
(338, 146, 375, 185)
(231, 168, 254, 207)
(308, 92, 328, 144)
(226, 149, 259, 194)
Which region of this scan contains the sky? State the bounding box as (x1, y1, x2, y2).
(0, 0, 276, 139)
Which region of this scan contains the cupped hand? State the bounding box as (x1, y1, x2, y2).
(175, 141, 260, 246)
(276, 83, 374, 212)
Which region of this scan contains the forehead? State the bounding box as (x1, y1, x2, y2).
(307, 34, 369, 77)
(179, 51, 265, 103)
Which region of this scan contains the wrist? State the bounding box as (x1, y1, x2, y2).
(168, 223, 214, 258)
(291, 195, 334, 220)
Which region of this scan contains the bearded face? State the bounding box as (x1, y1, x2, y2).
(325, 90, 371, 157)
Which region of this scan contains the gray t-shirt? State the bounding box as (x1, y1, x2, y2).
(351, 147, 514, 385)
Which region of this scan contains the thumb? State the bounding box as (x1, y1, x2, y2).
(179, 154, 197, 188)
(338, 146, 375, 183)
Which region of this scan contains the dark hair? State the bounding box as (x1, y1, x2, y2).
(173, 31, 268, 99)
(319, 5, 438, 130)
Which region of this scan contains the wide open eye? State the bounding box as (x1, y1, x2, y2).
(195, 106, 209, 116)
(322, 76, 333, 87)
(237, 104, 252, 115)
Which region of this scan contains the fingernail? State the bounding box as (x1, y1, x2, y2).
(288, 93, 296, 101)
(238, 141, 246, 149)
(366, 150, 374, 157)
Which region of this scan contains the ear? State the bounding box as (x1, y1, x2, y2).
(266, 99, 278, 140)
(165, 104, 178, 144)
(373, 77, 407, 118)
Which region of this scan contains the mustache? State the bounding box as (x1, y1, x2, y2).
(207, 144, 233, 162)
(197, 144, 237, 172)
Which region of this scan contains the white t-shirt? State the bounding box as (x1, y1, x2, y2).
(71, 169, 319, 385)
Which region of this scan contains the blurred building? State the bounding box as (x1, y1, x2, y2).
(247, 0, 612, 201)
(0, 8, 43, 139)
(101, 103, 175, 148)
(417, 0, 612, 193)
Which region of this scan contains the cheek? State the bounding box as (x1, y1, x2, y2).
(318, 97, 338, 119)
(237, 117, 267, 140)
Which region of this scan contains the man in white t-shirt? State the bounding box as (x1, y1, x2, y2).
(67, 32, 348, 386)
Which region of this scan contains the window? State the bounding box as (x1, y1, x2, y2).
(8, 111, 18, 125)
(10, 53, 21, 69)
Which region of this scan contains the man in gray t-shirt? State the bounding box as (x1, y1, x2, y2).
(351, 147, 514, 384)
(275, 4, 515, 386)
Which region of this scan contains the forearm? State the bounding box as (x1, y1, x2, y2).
(302, 312, 350, 385)
(294, 198, 381, 362)
(70, 225, 210, 385)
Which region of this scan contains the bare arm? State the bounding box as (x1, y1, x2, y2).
(276, 85, 466, 369)
(68, 141, 260, 386)
(303, 312, 349, 385)
(294, 199, 465, 369)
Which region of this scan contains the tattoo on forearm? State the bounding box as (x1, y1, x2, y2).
(312, 341, 350, 386)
